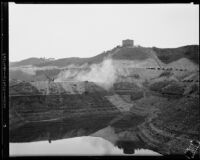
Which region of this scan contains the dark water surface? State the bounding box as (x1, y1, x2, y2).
(9, 106, 161, 156)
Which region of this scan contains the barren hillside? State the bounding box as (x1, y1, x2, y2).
(9, 44, 199, 156)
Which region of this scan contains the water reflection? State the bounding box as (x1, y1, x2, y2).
(10, 136, 160, 156)
(9, 105, 161, 156)
(115, 140, 141, 154)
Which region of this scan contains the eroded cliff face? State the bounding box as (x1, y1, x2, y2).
(9, 45, 199, 84)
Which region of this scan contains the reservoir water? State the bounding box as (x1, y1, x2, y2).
(10, 136, 161, 156)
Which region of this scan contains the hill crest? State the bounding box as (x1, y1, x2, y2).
(10, 45, 199, 68)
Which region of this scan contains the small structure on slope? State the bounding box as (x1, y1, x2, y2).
(122, 39, 134, 47)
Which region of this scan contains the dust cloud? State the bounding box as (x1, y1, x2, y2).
(55, 58, 118, 90)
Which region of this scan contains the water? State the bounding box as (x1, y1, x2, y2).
(10, 136, 161, 156)
(9, 99, 162, 156)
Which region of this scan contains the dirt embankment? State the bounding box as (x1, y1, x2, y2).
(129, 94, 199, 155)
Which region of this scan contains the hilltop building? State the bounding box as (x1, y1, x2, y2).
(122, 39, 134, 47)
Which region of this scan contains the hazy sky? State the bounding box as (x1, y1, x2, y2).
(9, 3, 199, 62)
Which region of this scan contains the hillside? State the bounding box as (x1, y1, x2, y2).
(9, 45, 199, 85)
(9, 44, 199, 156)
(10, 58, 47, 67)
(10, 52, 109, 68)
(9, 77, 199, 155)
(153, 45, 199, 64)
(10, 45, 199, 68)
(112, 47, 151, 60)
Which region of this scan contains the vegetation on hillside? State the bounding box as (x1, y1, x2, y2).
(153, 45, 199, 64)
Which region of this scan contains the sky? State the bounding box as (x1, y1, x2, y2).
(9, 3, 199, 62)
